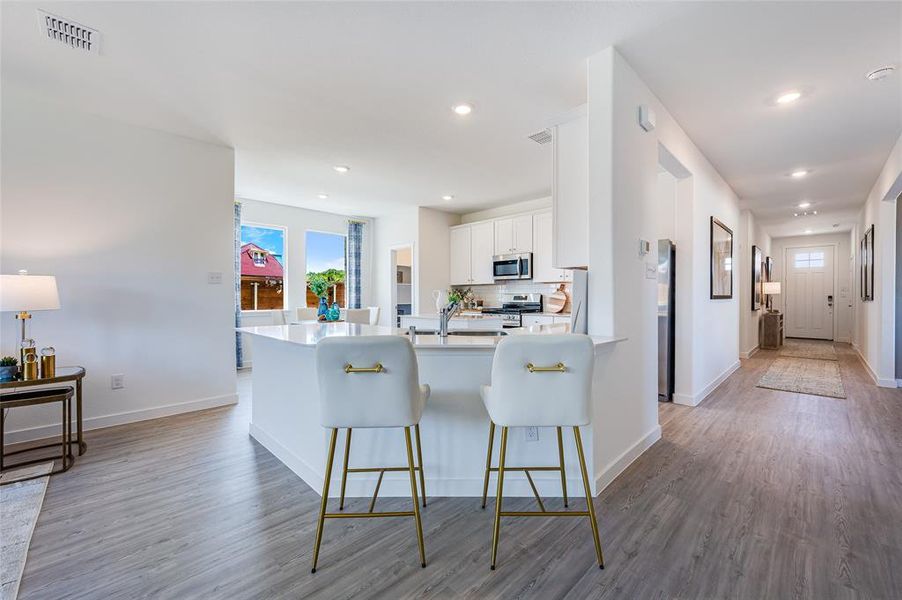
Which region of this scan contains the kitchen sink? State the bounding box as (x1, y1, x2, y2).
(405, 329, 508, 337)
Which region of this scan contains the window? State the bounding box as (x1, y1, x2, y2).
(240, 224, 285, 310)
(305, 231, 347, 308)
(794, 251, 824, 269)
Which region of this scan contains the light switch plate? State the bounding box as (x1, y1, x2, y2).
(111, 374, 125, 390)
(646, 263, 657, 279)
(525, 427, 539, 442)
(207, 271, 223, 285)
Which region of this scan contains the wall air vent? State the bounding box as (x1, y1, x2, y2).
(528, 129, 553, 145)
(37, 10, 100, 54)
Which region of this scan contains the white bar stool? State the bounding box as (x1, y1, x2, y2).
(480, 334, 604, 570)
(311, 336, 430, 572)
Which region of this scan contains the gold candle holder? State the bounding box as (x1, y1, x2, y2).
(22, 352, 39, 381)
(20, 338, 35, 369)
(40, 347, 56, 379)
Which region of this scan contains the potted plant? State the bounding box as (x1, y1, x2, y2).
(0, 356, 18, 381)
(306, 272, 331, 319)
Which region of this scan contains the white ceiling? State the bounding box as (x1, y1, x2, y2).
(2, 2, 900, 229)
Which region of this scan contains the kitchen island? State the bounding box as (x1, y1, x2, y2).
(240, 322, 630, 498)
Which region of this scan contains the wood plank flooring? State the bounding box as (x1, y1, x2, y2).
(16, 345, 902, 599)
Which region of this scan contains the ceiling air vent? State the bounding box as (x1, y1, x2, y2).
(37, 10, 100, 54)
(528, 129, 553, 145)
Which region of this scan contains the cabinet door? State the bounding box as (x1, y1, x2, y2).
(470, 221, 495, 284)
(522, 315, 555, 327)
(512, 214, 533, 252)
(494, 218, 514, 255)
(552, 115, 588, 269)
(449, 226, 471, 285)
(532, 211, 566, 282)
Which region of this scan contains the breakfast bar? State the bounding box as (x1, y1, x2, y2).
(241, 322, 624, 498)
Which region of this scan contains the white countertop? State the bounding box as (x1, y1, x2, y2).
(239, 322, 625, 350)
(403, 313, 502, 320)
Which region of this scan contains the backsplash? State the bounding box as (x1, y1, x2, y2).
(452, 281, 571, 312)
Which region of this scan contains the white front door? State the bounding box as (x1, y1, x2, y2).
(785, 246, 834, 340)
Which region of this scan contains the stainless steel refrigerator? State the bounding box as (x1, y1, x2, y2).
(658, 239, 676, 402)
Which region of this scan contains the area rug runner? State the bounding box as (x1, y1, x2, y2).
(1, 463, 53, 600)
(778, 339, 837, 361)
(757, 357, 846, 399)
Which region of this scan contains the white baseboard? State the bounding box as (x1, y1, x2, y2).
(673, 360, 741, 407)
(740, 346, 759, 360)
(835, 336, 850, 343)
(851, 345, 897, 388)
(593, 424, 661, 493)
(5, 393, 239, 445)
(250, 421, 607, 498)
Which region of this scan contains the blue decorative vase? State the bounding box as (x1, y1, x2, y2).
(327, 302, 340, 322)
(317, 297, 328, 318)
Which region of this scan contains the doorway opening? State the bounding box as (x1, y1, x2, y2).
(391, 245, 413, 328)
(657, 143, 692, 403)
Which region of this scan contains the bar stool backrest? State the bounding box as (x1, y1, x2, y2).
(316, 336, 423, 428)
(486, 334, 594, 427)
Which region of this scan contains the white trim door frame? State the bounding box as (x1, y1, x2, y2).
(783, 243, 837, 340)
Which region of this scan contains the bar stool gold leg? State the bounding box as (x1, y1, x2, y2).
(311, 428, 338, 573)
(490, 426, 508, 570)
(481, 422, 495, 509)
(339, 428, 352, 510)
(414, 424, 426, 507)
(573, 426, 604, 569)
(404, 427, 427, 567)
(556, 427, 568, 507)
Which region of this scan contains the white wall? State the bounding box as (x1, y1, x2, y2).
(769, 232, 852, 343)
(373, 208, 419, 326)
(854, 132, 901, 386)
(738, 210, 772, 356)
(416, 208, 459, 314)
(460, 197, 551, 224)
(1, 85, 237, 442)
(587, 47, 742, 420)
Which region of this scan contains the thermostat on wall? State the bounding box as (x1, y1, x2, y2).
(638, 105, 656, 132)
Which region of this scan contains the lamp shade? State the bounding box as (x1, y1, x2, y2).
(763, 281, 781, 295)
(0, 273, 61, 312)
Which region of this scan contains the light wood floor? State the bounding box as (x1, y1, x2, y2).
(16, 345, 902, 599)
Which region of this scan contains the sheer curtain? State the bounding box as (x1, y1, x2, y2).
(234, 201, 243, 368)
(347, 220, 364, 309)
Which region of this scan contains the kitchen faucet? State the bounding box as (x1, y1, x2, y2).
(439, 301, 461, 337)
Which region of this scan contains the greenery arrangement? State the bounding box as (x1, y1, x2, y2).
(306, 269, 346, 301)
(0, 356, 17, 367)
(447, 287, 474, 305)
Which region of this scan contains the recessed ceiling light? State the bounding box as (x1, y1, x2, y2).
(866, 65, 896, 81)
(452, 103, 473, 116)
(798, 201, 811, 208)
(804, 229, 813, 234)
(776, 91, 802, 105)
(332, 165, 350, 173)
(441, 195, 454, 201)
(793, 213, 799, 217)
(317, 194, 329, 200)
(791, 170, 809, 178)
(812, 210, 817, 215)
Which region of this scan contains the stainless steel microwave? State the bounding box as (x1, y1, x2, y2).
(492, 252, 532, 280)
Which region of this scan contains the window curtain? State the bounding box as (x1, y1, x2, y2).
(234, 201, 244, 368)
(347, 220, 364, 309)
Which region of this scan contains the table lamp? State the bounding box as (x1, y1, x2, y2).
(763, 281, 781, 312)
(0, 270, 61, 346)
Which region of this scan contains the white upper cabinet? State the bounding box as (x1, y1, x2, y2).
(533, 211, 571, 282)
(450, 221, 495, 285)
(469, 221, 495, 284)
(493, 214, 533, 255)
(449, 226, 471, 285)
(552, 110, 588, 269)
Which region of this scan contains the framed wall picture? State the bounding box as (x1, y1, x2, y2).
(710, 217, 733, 299)
(860, 234, 866, 300)
(751, 245, 763, 310)
(864, 224, 875, 301)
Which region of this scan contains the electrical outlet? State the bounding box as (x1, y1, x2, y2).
(111, 374, 125, 390)
(525, 427, 539, 442)
(207, 271, 223, 284)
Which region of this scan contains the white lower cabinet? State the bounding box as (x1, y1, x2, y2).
(521, 314, 570, 327)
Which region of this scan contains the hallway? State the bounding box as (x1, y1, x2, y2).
(19, 345, 902, 599)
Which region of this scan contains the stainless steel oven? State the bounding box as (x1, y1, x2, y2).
(492, 252, 532, 281)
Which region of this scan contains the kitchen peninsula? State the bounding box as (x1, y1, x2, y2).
(241, 322, 625, 499)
